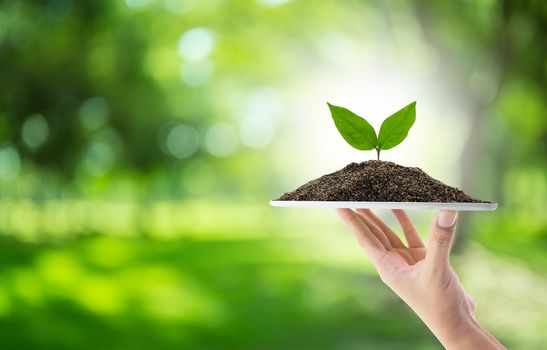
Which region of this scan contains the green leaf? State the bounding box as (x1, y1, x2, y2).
(377, 101, 416, 150)
(327, 102, 377, 150)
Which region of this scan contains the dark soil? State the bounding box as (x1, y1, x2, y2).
(277, 161, 489, 203)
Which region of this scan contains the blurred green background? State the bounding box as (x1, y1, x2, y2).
(0, 0, 546, 349)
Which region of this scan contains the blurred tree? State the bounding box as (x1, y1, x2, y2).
(0, 0, 177, 175)
(413, 0, 546, 259)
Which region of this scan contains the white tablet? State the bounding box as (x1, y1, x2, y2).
(269, 201, 497, 211)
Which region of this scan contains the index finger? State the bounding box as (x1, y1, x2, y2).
(356, 209, 405, 248)
(336, 209, 386, 265)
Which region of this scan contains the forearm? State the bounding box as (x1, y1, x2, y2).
(430, 316, 507, 350)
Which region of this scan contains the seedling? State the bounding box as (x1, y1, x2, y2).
(327, 101, 416, 160)
(271, 100, 496, 210)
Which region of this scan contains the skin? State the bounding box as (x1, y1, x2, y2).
(336, 208, 507, 350)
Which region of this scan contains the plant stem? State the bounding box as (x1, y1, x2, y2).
(376, 148, 380, 160)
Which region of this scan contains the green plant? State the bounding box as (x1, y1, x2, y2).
(327, 101, 416, 160)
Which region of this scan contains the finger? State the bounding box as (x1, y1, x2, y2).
(354, 210, 392, 248)
(391, 209, 424, 248)
(357, 210, 416, 265)
(425, 210, 458, 268)
(336, 209, 386, 264)
(357, 209, 405, 248)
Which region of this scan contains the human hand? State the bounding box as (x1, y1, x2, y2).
(336, 208, 506, 350)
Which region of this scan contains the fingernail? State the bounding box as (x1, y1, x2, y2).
(437, 210, 457, 228)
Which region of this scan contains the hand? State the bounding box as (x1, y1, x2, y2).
(336, 208, 506, 350)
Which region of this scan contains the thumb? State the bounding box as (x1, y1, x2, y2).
(426, 210, 458, 268)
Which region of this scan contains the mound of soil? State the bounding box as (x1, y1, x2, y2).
(277, 161, 489, 203)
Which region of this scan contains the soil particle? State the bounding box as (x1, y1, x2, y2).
(277, 161, 489, 203)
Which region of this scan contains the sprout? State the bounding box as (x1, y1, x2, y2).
(328, 101, 416, 160)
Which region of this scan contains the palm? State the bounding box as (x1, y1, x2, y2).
(387, 247, 426, 267)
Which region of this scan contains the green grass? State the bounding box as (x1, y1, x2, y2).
(0, 233, 441, 350)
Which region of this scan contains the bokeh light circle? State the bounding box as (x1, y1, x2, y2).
(239, 115, 273, 149)
(166, 124, 200, 159)
(79, 97, 109, 130)
(22, 114, 49, 149)
(81, 142, 115, 177)
(180, 60, 214, 87)
(0, 145, 22, 181)
(204, 122, 238, 157)
(177, 28, 214, 61)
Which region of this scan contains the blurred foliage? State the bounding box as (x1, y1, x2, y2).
(0, 0, 546, 349)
